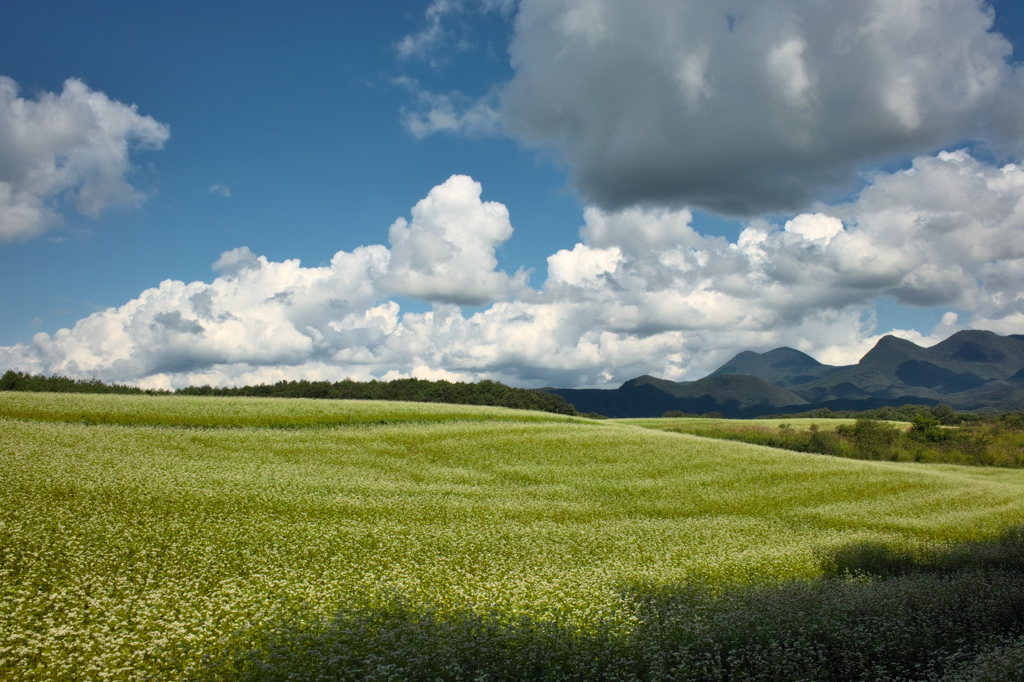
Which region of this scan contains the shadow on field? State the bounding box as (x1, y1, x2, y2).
(821, 525, 1024, 577)
(200, 528, 1024, 682)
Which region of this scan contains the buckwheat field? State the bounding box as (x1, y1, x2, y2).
(3, 392, 1024, 680)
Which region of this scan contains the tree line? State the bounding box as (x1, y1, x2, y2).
(0, 370, 579, 415)
(663, 404, 1024, 468)
(667, 403, 999, 425)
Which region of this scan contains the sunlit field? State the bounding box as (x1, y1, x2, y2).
(3, 393, 1024, 680)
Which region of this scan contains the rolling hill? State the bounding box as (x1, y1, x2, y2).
(548, 330, 1024, 417)
(4, 392, 1024, 679)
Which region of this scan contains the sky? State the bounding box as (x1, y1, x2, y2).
(1, 0, 1023, 390)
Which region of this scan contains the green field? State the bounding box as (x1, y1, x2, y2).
(3, 393, 1024, 680)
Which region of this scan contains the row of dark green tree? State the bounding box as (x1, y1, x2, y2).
(0, 370, 578, 415)
(768, 403, 984, 424)
(0, 370, 147, 395)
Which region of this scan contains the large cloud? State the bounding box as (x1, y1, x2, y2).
(382, 175, 515, 305)
(2, 151, 1022, 389)
(496, 0, 1024, 214)
(0, 76, 170, 240)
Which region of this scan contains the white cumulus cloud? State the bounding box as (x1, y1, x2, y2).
(2, 152, 1023, 389)
(382, 174, 515, 305)
(0, 76, 170, 240)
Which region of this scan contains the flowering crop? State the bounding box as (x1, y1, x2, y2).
(2, 393, 1024, 679)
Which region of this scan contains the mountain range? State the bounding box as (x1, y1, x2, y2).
(547, 330, 1024, 418)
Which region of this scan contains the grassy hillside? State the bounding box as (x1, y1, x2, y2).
(3, 393, 1024, 680)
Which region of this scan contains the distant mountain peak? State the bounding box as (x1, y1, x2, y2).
(930, 329, 1015, 365)
(710, 346, 831, 387)
(858, 335, 927, 366)
(620, 374, 694, 398)
(546, 330, 1024, 417)
(621, 375, 684, 389)
(761, 347, 824, 367)
(622, 374, 662, 385)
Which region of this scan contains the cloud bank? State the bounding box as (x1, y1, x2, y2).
(409, 0, 1024, 214)
(3, 151, 1022, 389)
(0, 76, 170, 240)
(5, 3, 1023, 389)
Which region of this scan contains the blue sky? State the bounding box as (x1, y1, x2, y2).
(1, 0, 1023, 389)
(0, 2, 574, 332)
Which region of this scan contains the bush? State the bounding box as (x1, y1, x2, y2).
(839, 417, 901, 460)
(807, 424, 850, 457)
(910, 412, 948, 443)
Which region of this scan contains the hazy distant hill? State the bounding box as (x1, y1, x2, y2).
(555, 374, 807, 418)
(547, 330, 1024, 418)
(708, 347, 842, 387)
